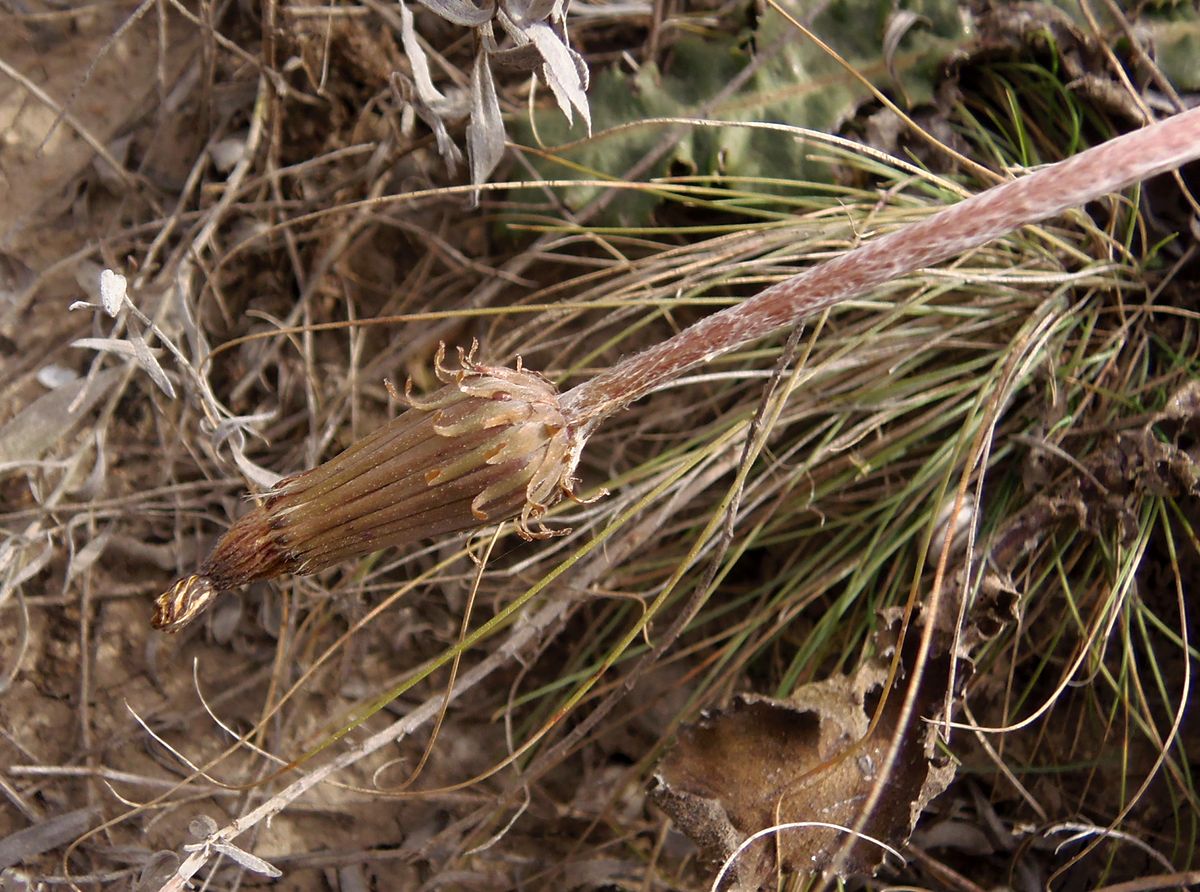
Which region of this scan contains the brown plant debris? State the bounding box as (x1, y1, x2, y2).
(652, 610, 968, 887)
(152, 343, 585, 632)
(991, 379, 1200, 571)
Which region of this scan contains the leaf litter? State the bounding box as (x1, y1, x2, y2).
(652, 593, 993, 887)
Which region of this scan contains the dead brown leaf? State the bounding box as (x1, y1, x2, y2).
(652, 611, 964, 888)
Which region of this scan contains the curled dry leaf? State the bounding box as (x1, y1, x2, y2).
(651, 611, 968, 887)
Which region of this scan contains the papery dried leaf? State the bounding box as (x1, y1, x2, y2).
(501, 0, 562, 28)
(0, 368, 122, 467)
(652, 615, 962, 886)
(527, 22, 590, 131)
(467, 50, 506, 189)
(414, 0, 495, 27)
(398, 0, 447, 105)
(488, 43, 545, 72)
(72, 335, 176, 398)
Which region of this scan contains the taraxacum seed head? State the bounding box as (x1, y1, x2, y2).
(152, 343, 586, 632)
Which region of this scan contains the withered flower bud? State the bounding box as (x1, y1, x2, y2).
(153, 344, 585, 633)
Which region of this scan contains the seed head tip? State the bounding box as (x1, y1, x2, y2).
(152, 574, 219, 633)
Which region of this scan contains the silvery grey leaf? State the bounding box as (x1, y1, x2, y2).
(210, 840, 282, 878)
(188, 816, 218, 839)
(211, 410, 277, 447)
(211, 410, 283, 489)
(0, 808, 99, 871)
(489, 43, 543, 71)
(68, 528, 114, 581)
(414, 104, 465, 172)
(527, 22, 590, 131)
(467, 51, 506, 191)
(128, 335, 177, 398)
(568, 44, 590, 92)
(415, 0, 495, 27)
(501, 0, 561, 27)
(229, 434, 283, 490)
(398, 0, 446, 105)
(72, 259, 104, 303)
(388, 71, 463, 174)
(492, 8, 527, 44)
(0, 368, 122, 466)
(72, 336, 176, 399)
(477, 17, 501, 53)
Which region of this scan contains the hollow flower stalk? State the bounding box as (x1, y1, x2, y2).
(154, 105, 1200, 631)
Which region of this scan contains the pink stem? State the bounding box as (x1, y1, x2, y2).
(561, 106, 1200, 430)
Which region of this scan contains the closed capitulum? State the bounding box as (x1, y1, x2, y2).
(152, 344, 585, 633)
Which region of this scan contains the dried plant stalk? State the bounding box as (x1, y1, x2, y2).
(154, 106, 1200, 631)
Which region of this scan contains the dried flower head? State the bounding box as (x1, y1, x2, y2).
(152, 343, 586, 632)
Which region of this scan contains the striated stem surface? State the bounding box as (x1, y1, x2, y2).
(561, 105, 1200, 430)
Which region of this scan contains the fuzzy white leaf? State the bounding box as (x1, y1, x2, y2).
(99, 269, 127, 317)
(527, 23, 590, 132)
(415, 0, 495, 26)
(467, 50, 506, 190)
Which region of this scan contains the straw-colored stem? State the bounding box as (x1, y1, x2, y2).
(560, 105, 1200, 430)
